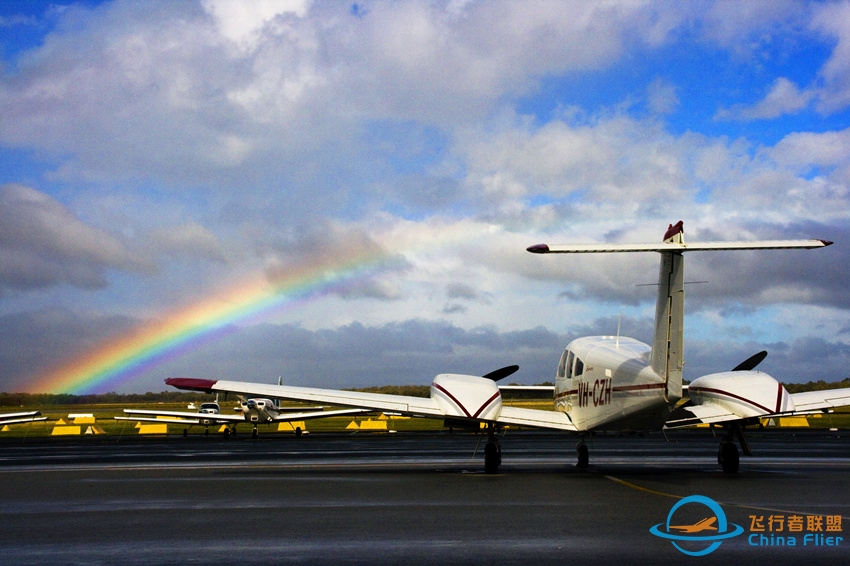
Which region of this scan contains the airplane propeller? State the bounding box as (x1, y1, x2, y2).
(482, 365, 520, 381)
(731, 351, 767, 372)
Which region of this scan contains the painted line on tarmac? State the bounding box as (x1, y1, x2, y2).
(604, 475, 849, 519)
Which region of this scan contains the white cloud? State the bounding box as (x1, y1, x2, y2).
(202, 0, 312, 51)
(810, 1, 850, 113)
(716, 77, 813, 121)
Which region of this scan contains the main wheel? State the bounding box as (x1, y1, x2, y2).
(577, 442, 589, 469)
(252, 427, 259, 439)
(484, 441, 501, 474)
(718, 441, 739, 474)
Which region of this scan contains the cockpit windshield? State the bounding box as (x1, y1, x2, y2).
(557, 350, 584, 380)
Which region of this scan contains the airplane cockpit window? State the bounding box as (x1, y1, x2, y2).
(557, 350, 569, 379)
(574, 357, 584, 377)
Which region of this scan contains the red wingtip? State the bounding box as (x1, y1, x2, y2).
(526, 244, 550, 254)
(165, 377, 218, 392)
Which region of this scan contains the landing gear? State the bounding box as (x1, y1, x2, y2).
(576, 440, 589, 469)
(223, 427, 231, 440)
(483, 425, 501, 474)
(718, 440, 739, 474)
(718, 423, 750, 474)
(252, 426, 259, 439)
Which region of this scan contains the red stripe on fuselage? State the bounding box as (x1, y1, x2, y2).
(555, 382, 665, 401)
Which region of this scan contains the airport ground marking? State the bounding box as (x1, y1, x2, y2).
(604, 475, 849, 520)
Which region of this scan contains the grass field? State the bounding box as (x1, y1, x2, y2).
(1, 399, 848, 439)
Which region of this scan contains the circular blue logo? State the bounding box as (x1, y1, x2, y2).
(649, 495, 744, 556)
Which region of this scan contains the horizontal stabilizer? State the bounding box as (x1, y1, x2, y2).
(528, 240, 831, 254)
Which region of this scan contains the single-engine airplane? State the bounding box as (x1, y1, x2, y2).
(0, 410, 47, 426)
(116, 398, 366, 437)
(165, 222, 850, 473)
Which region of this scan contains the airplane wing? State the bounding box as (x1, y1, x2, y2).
(166, 378, 578, 431)
(115, 415, 205, 425)
(119, 409, 246, 423)
(665, 403, 739, 428)
(118, 407, 368, 424)
(666, 387, 850, 428)
(787, 388, 850, 413)
(0, 411, 47, 425)
(167, 378, 447, 417)
(0, 416, 48, 425)
(496, 406, 578, 431)
(269, 408, 371, 421)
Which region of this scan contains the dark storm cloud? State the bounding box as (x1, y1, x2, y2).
(0, 184, 152, 290)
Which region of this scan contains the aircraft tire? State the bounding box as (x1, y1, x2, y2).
(252, 427, 259, 439)
(576, 442, 589, 469)
(719, 441, 739, 474)
(484, 441, 500, 474)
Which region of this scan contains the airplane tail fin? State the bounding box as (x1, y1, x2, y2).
(651, 222, 685, 402)
(527, 222, 831, 404)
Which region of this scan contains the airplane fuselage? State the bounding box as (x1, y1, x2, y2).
(554, 336, 679, 432)
(239, 398, 280, 423)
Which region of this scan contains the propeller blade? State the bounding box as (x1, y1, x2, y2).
(732, 351, 767, 372)
(482, 365, 520, 381)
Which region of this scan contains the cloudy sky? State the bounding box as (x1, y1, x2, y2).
(1, 0, 849, 394)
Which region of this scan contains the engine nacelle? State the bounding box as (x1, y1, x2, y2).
(688, 371, 795, 418)
(431, 374, 502, 421)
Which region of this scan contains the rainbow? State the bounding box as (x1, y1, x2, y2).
(27, 246, 391, 394)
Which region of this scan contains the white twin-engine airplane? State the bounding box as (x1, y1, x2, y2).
(166, 221, 850, 473)
(116, 398, 366, 438)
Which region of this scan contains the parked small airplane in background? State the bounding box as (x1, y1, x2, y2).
(116, 398, 366, 437)
(166, 222, 850, 473)
(0, 410, 47, 426)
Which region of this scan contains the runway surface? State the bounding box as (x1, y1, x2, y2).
(1, 429, 848, 565)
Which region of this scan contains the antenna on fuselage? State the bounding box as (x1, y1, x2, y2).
(616, 311, 621, 349)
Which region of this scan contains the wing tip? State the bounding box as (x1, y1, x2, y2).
(165, 377, 218, 392)
(526, 243, 550, 254)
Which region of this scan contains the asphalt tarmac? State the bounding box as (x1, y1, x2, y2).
(0, 429, 848, 565)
